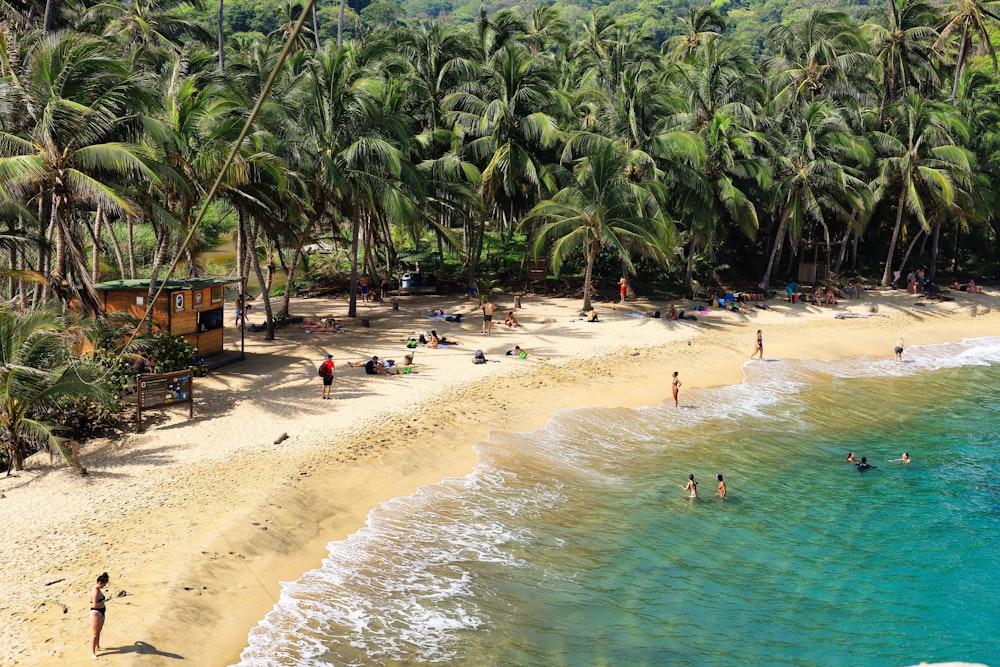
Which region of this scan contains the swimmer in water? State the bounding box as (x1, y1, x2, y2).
(717, 474, 727, 499)
(846, 451, 857, 463)
(856, 456, 877, 472)
(891, 452, 912, 464)
(681, 474, 698, 498)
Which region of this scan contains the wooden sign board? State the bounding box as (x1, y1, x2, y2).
(136, 370, 194, 430)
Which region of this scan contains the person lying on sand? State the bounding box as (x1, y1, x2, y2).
(427, 330, 460, 348)
(348, 356, 395, 376)
(508, 345, 548, 361)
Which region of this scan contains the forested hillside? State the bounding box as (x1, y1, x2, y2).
(1, 0, 999, 338)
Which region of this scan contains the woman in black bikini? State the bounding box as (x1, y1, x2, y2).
(671, 371, 681, 407)
(90, 572, 109, 658)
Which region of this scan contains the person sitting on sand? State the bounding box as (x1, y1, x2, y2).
(586, 307, 599, 322)
(348, 356, 394, 376)
(504, 311, 519, 328)
(472, 349, 487, 365)
(509, 345, 548, 361)
(667, 305, 678, 321)
(814, 286, 825, 303)
(427, 329, 460, 348)
(825, 287, 837, 305)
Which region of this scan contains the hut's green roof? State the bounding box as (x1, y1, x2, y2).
(93, 277, 242, 291)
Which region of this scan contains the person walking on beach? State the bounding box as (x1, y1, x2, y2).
(681, 474, 698, 498)
(895, 336, 904, 361)
(90, 572, 109, 659)
(618, 276, 628, 304)
(671, 371, 681, 407)
(318, 354, 335, 399)
(750, 329, 763, 360)
(482, 298, 496, 335)
(717, 474, 727, 499)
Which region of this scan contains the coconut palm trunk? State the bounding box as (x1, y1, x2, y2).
(881, 190, 908, 286)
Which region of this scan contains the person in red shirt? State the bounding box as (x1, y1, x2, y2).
(319, 354, 335, 399)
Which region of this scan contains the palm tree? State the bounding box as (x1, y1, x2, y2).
(444, 43, 562, 290)
(0, 33, 160, 314)
(863, 0, 942, 110)
(870, 93, 973, 286)
(936, 0, 1000, 102)
(663, 4, 726, 63)
(759, 100, 873, 289)
(0, 307, 109, 473)
(763, 9, 876, 111)
(522, 137, 673, 310)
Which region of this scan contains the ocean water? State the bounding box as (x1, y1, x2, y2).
(236, 337, 1000, 667)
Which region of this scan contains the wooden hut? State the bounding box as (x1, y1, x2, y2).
(91, 278, 241, 357)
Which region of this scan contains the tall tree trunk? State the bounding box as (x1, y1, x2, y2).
(582, 237, 599, 310)
(127, 217, 137, 279)
(245, 213, 275, 340)
(104, 216, 128, 279)
(928, 221, 942, 281)
(951, 27, 969, 103)
(279, 246, 302, 318)
(759, 215, 788, 290)
(346, 204, 361, 317)
(466, 215, 486, 300)
(337, 0, 346, 47)
(217, 0, 226, 72)
(43, 0, 56, 32)
(145, 231, 171, 333)
(91, 203, 103, 281)
(312, 1, 321, 49)
(683, 232, 699, 298)
(833, 224, 852, 277)
(897, 229, 925, 281)
(880, 190, 907, 286)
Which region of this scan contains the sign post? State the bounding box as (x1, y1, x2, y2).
(136, 370, 194, 431)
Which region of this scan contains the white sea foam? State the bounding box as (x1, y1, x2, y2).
(234, 337, 1000, 666)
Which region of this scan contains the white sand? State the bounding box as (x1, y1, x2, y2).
(2, 288, 997, 665)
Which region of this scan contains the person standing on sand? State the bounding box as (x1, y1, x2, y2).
(751, 329, 763, 360)
(359, 275, 371, 302)
(90, 572, 109, 659)
(672, 371, 681, 407)
(319, 353, 335, 399)
(717, 474, 727, 498)
(619, 276, 627, 303)
(895, 336, 904, 361)
(482, 298, 496, 335)
(681, 474, 698, 498)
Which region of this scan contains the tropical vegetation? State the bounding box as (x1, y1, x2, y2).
(1, 0, 1000, 467)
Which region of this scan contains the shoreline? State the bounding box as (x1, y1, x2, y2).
(3, 290, 998, 665)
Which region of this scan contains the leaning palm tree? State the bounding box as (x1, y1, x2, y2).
(522, 137, 674, 310)
(0, 32, 161, 314)
(870, 93, 974, 286)
(759, 101, 873, 289)
(936, 0, 1000, 103)
(0, 308, 109, 473)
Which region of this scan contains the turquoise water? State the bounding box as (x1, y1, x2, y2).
(236, 338, 1000, 667)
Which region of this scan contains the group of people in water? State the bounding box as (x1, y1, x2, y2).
(847, 451, 911, 471)
(681, 473, 727, 499)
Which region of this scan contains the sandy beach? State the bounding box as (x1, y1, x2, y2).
(2, 287, 997, 666)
